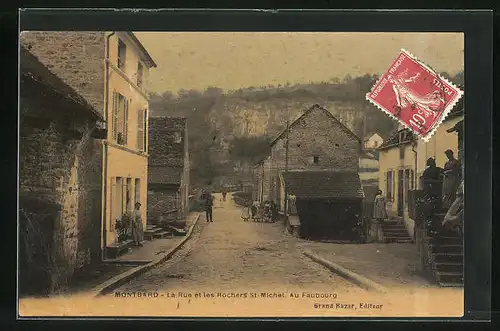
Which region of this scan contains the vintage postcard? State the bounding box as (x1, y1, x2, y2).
(19, 30, 465, 318)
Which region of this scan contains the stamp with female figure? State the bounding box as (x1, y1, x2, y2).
(366, 49, 463, 141)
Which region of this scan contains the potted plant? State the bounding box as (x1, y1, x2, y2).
(115, 213, 132, 242)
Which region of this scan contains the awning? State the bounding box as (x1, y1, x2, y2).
(282, 171, 364, 200)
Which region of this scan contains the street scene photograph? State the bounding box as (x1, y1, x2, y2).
(18, 30, 464, 317)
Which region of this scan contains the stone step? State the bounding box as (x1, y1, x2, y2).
(106, 240, 134, 259)
(433, 252, 463, 263)
(384, 237, 413, 243)
(433, 261, 463, 273)
(435, 271, 464, 284)
(383, 229, 410, 235)
(426, 236, 462, 246)
(153, 231, 174, 239)
(430, 244, 463, 254)
(438, 281, 464, 288)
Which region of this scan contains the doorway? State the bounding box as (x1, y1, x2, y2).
(397, 169, 404, 216)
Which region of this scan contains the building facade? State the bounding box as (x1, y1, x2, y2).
(364, 132, 384, 149)
(147, 117, 190, 224)
(378, 108, 464, 238)
(19, 46, 105, 294)
(254, 104, 364, 240)
(21, 31, 157, 252)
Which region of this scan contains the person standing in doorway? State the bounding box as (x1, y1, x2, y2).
(372, 189, 387, 224)
(204, 190, 214, 222)
(132, 202, 143, 247)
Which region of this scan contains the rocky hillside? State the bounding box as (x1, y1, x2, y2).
(149, 72, 463, 187)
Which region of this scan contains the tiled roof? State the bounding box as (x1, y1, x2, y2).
(20, 45, 103, 121)
(282, 171, 364, 199)
(377, 128, 414, 150)
(148, 166, 182, 185)
(270, 104, 361, 147)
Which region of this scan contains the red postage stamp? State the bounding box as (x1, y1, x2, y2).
(366, 49, 463, 141)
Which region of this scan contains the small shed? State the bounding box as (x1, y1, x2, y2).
(282, 171, 365, 241)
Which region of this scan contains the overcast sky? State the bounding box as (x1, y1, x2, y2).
(135, 32, 464, 94)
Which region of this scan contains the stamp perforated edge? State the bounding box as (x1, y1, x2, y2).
(365, 48, 464, 143)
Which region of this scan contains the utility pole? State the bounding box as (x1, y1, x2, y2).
(284, 106, 290, 216)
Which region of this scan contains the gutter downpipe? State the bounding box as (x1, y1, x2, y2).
(411, 138, 418, 243)
(101, 31, 115, 261)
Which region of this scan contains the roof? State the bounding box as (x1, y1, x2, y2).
(20, 45, 104, 121)
(377, 128, 414, 150)
(270, 104, 361, 147)
(148, 166, 182, 185)
(282, 171, 364, 199)
(127, 32, 157, 68)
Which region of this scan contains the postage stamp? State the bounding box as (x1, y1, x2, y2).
(366, 49, 463, 142)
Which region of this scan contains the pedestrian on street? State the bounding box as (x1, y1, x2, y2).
(132, 202, 143, 247)
(222, 188, 227, 202)
(372, 189, 387, 224)
(204, 190, 214, 222)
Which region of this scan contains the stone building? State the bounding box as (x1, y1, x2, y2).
(20, 32, 157, 254)
(254, 104, 364, 240)
(147, 117, 190, 224)
(19, 46, 105, 294)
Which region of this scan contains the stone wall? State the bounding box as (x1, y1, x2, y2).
(20, 31, 106, 115)
(148, 117, 186, 167)
(147, 188, 177, 223)
(19, 86, 102, 295)
(270, 107, 360, 172)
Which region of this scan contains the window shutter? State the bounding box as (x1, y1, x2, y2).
(110, 177, 115, 232)
(124, 99, 129, 145)
(143, 110, 147, 152)
(137, 110, 144, 150)
(112, 92, 118, 142)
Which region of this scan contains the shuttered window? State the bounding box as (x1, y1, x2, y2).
(137, 110, 144, 151)
(112, 92, 129, 146)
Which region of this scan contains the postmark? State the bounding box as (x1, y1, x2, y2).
(366, 49, 463, 141)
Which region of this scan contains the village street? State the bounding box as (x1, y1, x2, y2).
(114, 193, 363, 294)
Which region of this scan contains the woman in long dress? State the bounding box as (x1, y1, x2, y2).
(442, 149, 461, 210)
(132, 202, 144, 246)
(372, 189, 387, 223)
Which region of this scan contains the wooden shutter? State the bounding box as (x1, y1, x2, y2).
(137, 110, 144, 150)
(124, 99, 129, 145)
(143, 110, 147, 152)
(110, 177, 115, 232)
(112, 92, 118, 142)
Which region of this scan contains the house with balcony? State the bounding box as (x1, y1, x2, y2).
(254, 104, 364, 241)
(21, 31, 157, 258)
(377, 97, 464, 286)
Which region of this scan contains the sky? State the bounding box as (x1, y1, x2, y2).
(134, 32, 464, 94)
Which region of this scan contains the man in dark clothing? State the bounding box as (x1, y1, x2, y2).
(420, 157, 444, 233)
(204, 191, 214, 222)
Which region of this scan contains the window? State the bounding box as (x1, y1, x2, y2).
(404, 169, 410, 203)
(112, 92, 129, 145)
(399, 144, 405, 159)
(111, 177, 124, 231)
(118, 39, 127, 70)
(386, 171, 393, 200)
(134, 179, 141, 207)
(137, 109, 147, 151)
(137, 62, 143, 88)
(410, 169, 415, 189)
(313, 156, 319, 164)
(125, 178, 132, 213)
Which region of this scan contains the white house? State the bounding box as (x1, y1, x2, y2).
(364, 132, 384, 150)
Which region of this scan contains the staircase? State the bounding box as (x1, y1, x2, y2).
(381, 218, 413, 243)
(424, 213, 464, 287)
(144, 224, 173, 240)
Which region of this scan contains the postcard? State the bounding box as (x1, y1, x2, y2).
(19, 28, 466, 318)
